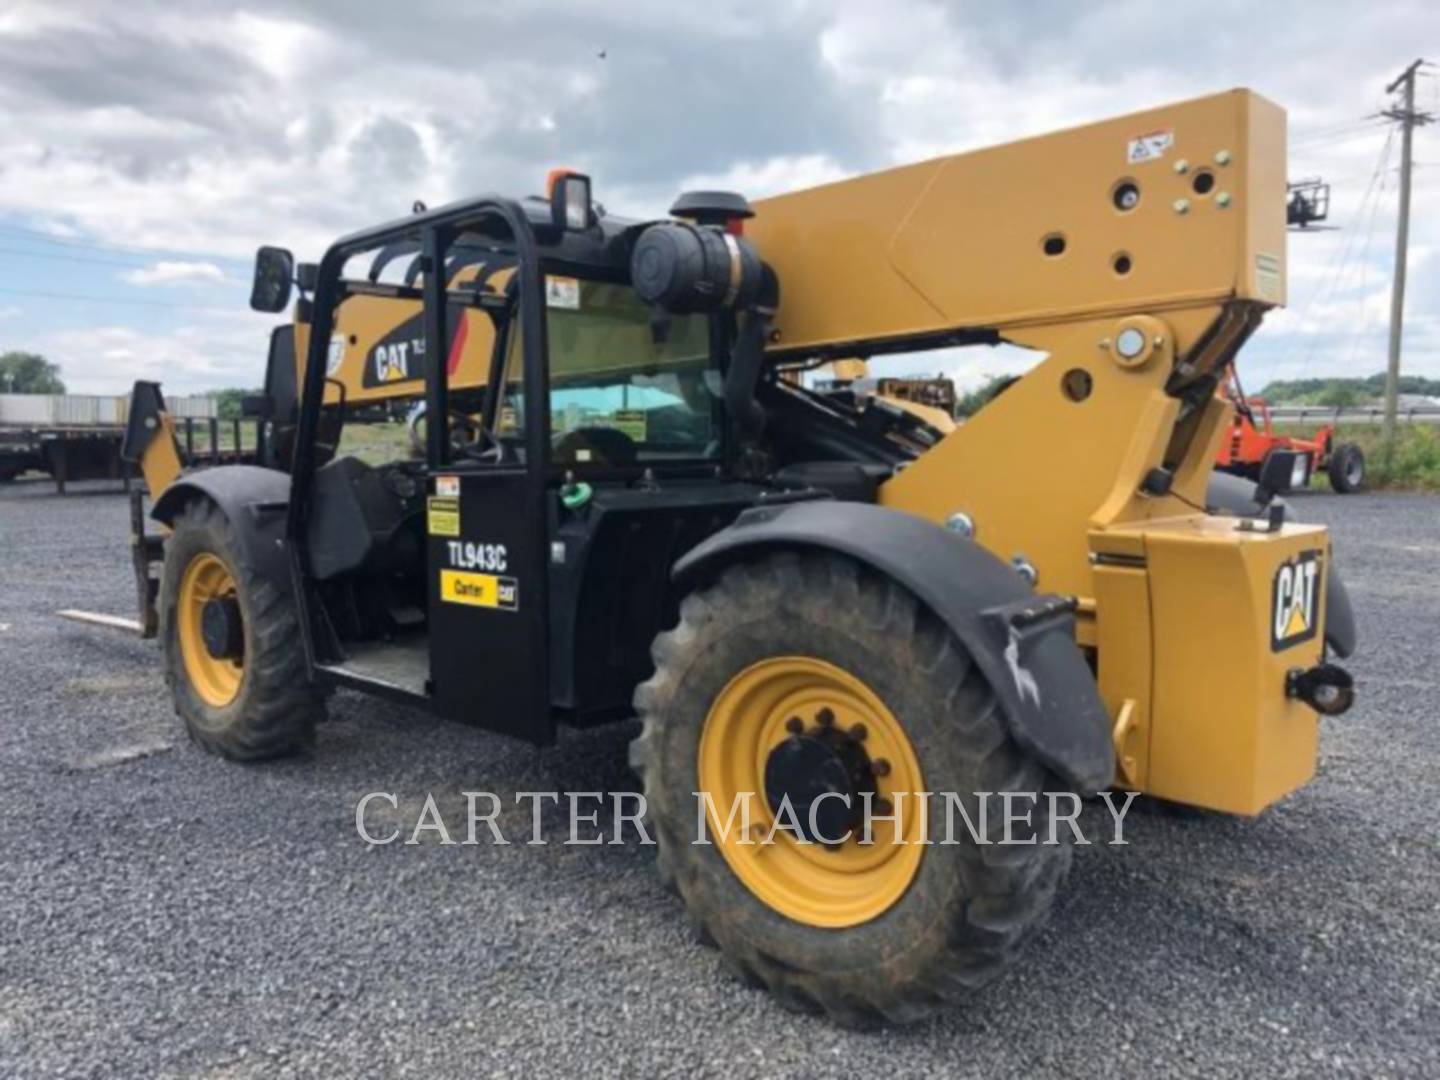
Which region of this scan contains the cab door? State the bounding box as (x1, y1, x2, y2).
(425, 463, 552, 741)
(423, 234, 553, 742)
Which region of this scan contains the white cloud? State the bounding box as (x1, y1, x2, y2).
(675, 155, 853, 202)
(0, 1, 1436, 392)
(119, 260, 229, 287)
(0, 305, 21, 321)
(35, 314, 271, 395)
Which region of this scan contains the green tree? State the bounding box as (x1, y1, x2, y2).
(0, 351, 65, 394)
(1316, 383, 1363, 408)
(212, 387, 263, 420)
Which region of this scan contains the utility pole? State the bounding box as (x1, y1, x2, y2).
(1381, 59, 1432, 452)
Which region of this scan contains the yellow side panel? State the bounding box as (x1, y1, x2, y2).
(313, 300, 498, 407)
(139, 412, 184, 497)
(291, 265, 509, 408)
(880, 314, 1186, 602)
(745, 160, 952, 350)
(1092, 563, 1153, 789)
(1141, 519, 1326, 814)
(748, 89, 1285, 354)
(1241, 97, 1288, 306)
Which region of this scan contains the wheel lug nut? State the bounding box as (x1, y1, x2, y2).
(817, 707, 835, 727)
(785, 716, 804, 735)
(848, 722, 867, 741)
(873, 758, 891, 777)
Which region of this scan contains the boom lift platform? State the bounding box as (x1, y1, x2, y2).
(79, 89, 1358, 1026)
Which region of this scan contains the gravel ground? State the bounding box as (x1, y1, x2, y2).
(1, 479, 1437, 1078)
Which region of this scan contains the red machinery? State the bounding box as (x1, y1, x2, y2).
(1216, 371, 1365, 493)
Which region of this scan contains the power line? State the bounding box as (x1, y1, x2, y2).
(1299, 129, 1393, 311)
(1290, 113, 1390, 138)
(1291, 119, 1364, 138)
(0, 223, 243, 263)
(0, 245, 162, 270)
(1291, 111, 1388, 136)
(1303, 165, 1400, 187)
(1289, 121, 1391, 152)
(0, 285, 241, 314)
(1290, 128, 1395, 371)
(1339, 164, 1392, 373)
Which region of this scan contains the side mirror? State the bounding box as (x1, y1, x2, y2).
(548, 170, 593, 231)
(250, 246, 295, 313)
(1258, 448, 1307, 498)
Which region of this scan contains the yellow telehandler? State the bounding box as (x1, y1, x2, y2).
(90, 89, 1355, 1026)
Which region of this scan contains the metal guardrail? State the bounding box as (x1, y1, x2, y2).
(1266, 405, 1440, 425)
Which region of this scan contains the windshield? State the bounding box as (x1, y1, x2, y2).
(502, 277, 723, 465)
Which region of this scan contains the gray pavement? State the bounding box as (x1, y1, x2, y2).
(1, 480, 1436, 1077)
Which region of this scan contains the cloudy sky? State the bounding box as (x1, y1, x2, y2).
(0, 1, 1435, 395)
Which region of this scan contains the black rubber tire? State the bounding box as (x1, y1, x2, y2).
(629, 552, 1072, 1027)
(1328, 442, 1365, 493)
(160, 498, 322, 760)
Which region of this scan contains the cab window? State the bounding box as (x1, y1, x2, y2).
(500, 277, 721, 466)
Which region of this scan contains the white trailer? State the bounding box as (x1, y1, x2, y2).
(0, 391, 229, 493)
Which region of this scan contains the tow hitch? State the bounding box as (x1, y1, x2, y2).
(1287, 663, 1355, 717)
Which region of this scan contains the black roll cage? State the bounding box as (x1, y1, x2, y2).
(286, 197, 551, 671)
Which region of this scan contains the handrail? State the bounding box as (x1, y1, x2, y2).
(1263, 404, 1440, 425)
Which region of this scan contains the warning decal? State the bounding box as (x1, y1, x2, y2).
(546, 275, 581, 310)
(427, 496, 461, 537)
(326, 333, 347, 376)
(1255, 253, 1282, 302)
(1127, 128, 1174, 164)
(610, 410, 648, 442)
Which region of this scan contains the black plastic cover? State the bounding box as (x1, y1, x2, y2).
(630, 222, 762, 314)
(669, 190, 755, 224)
(305, 457, 422, 580)
(120, 381, 167, 464)
(150, 465, 294, 588)
(673, 500, 1116, 791)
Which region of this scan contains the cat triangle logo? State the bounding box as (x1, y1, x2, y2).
(1284, 599, 1311, 639)
(1272, 550, 1321, 651)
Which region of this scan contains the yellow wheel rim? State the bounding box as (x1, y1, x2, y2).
(177, 552, 244, 708)
(698, 656, 925, 928)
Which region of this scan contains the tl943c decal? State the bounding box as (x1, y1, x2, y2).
(438, 540, 517, 612)
(445, 540, 508, 572)
(1272, 550, 1321, 651)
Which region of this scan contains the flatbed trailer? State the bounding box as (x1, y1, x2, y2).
(0, 393, 252, 493)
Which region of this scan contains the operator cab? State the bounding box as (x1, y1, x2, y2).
(258, 176, 877, 739)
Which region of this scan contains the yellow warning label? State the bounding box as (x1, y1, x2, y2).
(611, 409, 647, 442)
(427, 496, 460, 537)
(440, 569, 519, 611)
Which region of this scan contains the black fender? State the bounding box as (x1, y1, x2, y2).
(673, 501, 1115, 792)
(1206, 472, 1356, 658)
(150, 465, 293, 589)
(1206, 469, 1284, 519)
